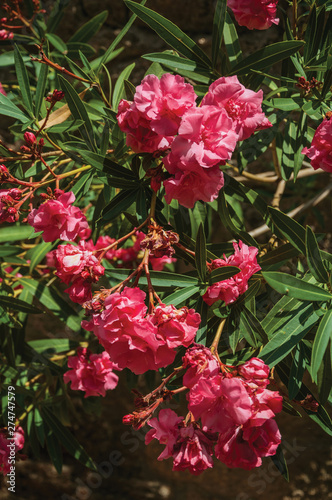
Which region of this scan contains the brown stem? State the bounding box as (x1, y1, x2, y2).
(31, 47, 92, 84)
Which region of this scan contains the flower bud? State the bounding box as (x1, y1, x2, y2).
(24, 132, 37, 147)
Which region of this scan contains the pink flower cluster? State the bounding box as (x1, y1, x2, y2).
(302, 117, 332, 173)
(0, 426, 25, 475)
(28, 190, 89, 242)
(0, 188, 21, 223)
(203, 241, 261, 306)
(52, 240, 105, 304)
(117, 74, 271, 208)
(63, 347, 119, 398)
(0, 83, 6, 96)
(228, 0, 279, 30)
(82, 287, 201, 374)
(145, 348, 282, 473)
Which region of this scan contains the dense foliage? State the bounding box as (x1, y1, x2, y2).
(0, 0, 331, 482)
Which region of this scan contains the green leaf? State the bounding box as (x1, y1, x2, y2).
(0, 92, 29, 122)
(317, 342, 332, 405)
(142, 52, 212, 76)
(311, 309, 332, 381)
(14, 45, 33, 115)
(42, 407, 97, 471)
(112, 62, 135, 110)
(262, 271, 332, 301)
(34, 408, 45, 447)
(271, 445, 289, 481)
(229, 41, 305, 76)
(29, 241, 57, 273)
(45, 33, 67, 53)
(0, 245, 22, 257)
(268, 207, 306, 254)
(35, 63, 49, 118)
(269, 97, 303, 111)
(306, 226, 329, 283)
(209, 266, 241, 283)
(288, 343, 306, 400)
(96, 0, 147, 72)
(68, 10, 108, 43)
(28, 338, 79, 354)
(163, 285, 200, 307)
(45, 427, 63, 474)
(17, 278, 82, 332)
(0, 295, 43, 314)
(100, 190, 138, 222)
(125, 1, 211, 69)
(218, 190, 258, 247)
(195, 223, 207, 282)
(211, 0, 227, 68)
(58, 75, 96, 152)
(195, 295, 209, 345)
(105, 268, 199, 288)
(259, 243, 299, 269)
(260, 302, 319, 367)
(224, 12, 242, 68)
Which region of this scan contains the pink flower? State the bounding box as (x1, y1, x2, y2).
(188, 375, 253, 434)
(172, 425, 215, 475)
(215, 419, 281, 470)
(82, 287, 175, 374)
(28, 190, 89, 242)
(151, 304, 201, 349)
(117, 73, 197, 154)
(53, 240, 104, 304)
(145, 409, 183, 460)
(134, 73, 197, 136)
(228, 0, 279, 30)
(85, 235, 118, 261)
(164, 107, 238, 170)
(164, 164, 224, 208)
(63, 347, 119, 398)
(150, 255, 176, 271)
(0, 83, 6, 96)
(117, 100, 172, 154)
(182, 344, 220, 389)
(238, 357, 270, 388)
(249, 388, 283, 426)
(201, 76, 272, 141)
(145, 409, 216, 475)
(302, 117, 332, 173)
(53, 241, 104, 284)
(0, 426, 25, 475)
(203, 241, 261, 306)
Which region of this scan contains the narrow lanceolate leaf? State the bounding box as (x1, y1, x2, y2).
(112, 62, 135, 110)
(224, 12, 242, 68)
(28, 339, 79, 354)
(195, 223, 207, 282)
(0, 295, 43, 314)
(29, 241, 57, 273)
(271, 445, 289, 482)
(58, 76, 96, 152)
(45, 427, 63, 474)
(42, 408, 97, 471)
(288, 343, 306, 400)
(306, 226, 329, 283)
(260, 302, 319, 367)
(211, 0, 227, 68)
(0, 92, 29, 122)
(143, 52, 212, 75)
(68, 10, 108, 43)
(34, 63, 49, 117)
(100, 189, 138, 222)
(163, 286, 200, 307)
(14, 44, 33, 115)
(311, 309, 332, 382)
(209, 266, 241, 284)
(125, 1, 212, 69)
(17, 278, 82, 332)
(105, 268, 199, 288)
(317, 344, 332, 405)
(268, 207, 306, 255)
(229, 41, 304, 76)
(262, 272, 332, 302)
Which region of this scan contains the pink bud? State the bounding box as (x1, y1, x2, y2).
(24, 132, 37, 146)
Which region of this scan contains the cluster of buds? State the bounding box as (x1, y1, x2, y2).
(296, 76, 322, 96)
(123, 386, 173, 430)
(45, 89, 65, 104)
(0, 164, 11, 182)
(294, 394, 319, 412)
(0, 29, 14, 40)
(140, 220, 179, 258)
(21, 131, 44, 155)
(0, 187, 21, 223)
